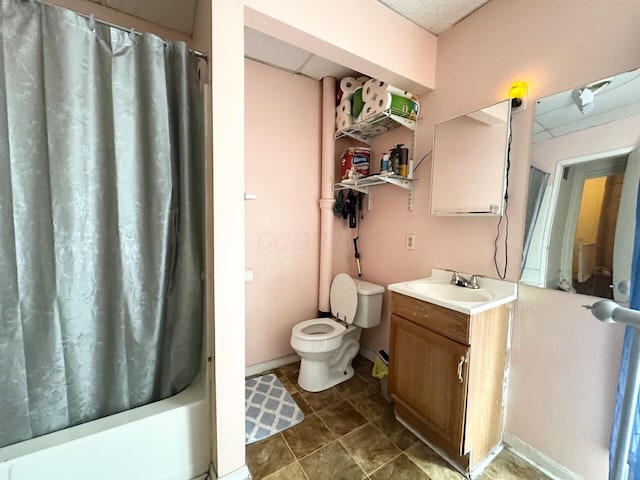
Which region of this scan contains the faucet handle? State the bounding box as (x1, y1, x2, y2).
(445, 269, 461, 285)
(469, 274, 485, 289)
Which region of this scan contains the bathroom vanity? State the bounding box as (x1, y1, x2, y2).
(387, 270, 517, 477)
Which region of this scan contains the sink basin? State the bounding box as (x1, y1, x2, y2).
(388, 269, 518, 314)
(405, 281, 494, 303)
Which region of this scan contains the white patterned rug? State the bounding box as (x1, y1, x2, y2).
(245, 373, 305, 445)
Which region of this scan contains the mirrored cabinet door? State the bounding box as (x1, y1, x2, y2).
(430, 100, 511, 216)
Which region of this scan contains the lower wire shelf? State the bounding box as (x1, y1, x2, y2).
(334, 174, 416, 210)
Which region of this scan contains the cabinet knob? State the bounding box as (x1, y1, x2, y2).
(457, 356, 465, 383)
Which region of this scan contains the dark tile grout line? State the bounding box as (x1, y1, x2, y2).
(251, 358, 426, 480)
(262, 373, 386, 478)
(254, 362, 551, 480)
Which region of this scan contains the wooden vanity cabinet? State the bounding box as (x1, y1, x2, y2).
(388, 292, 511, 473)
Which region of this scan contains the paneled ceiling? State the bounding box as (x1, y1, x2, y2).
(533, 68, 640, 143)
(89, 0, 491, 37)
(89, 0, 494, 80)
(376, 0, 491, 35)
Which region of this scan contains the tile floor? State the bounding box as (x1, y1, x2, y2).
(246, 356, 552, 480)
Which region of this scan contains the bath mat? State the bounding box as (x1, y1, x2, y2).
(245, 373, 304, 444)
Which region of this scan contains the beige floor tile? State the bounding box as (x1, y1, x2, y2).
(281, 413, 334, 459)
(340, 423, 401, 474)
(299, 441, 366, 480)
(405, 442, 465, 480)
(334, 374, 370, 399)
(279, 362, 300, 379)
(317, 400, 368, 436)
(353, 357, 374, 377)
(357, 370, 381, 386)
(299, 386, 344, 411)
(278, 375, 298, 395)
(369, 453, 430, 480)
(348, 389, 393, 421)
(246, 434, 295, 480)
(263, 462, 307, 480)
(484, 450, 553, 480)
(372, 412, 419, 450)
(291, 392, 313, 415)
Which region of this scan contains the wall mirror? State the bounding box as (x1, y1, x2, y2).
(430, 99, 511, 216)
(521, 66, 640, 303)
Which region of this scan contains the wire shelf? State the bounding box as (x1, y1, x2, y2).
(335, 111, 417, 144)
(334, 175, 416, 210)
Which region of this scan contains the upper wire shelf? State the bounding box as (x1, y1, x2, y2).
(335, 111, 417, 144)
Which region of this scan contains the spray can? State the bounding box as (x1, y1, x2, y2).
(380, 153, 390, 173)
(389, 148, 399, 174)
(392, 144, 409, 177)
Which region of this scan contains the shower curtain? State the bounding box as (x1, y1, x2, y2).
(0, 0, 204, 448)
(610, 180, 640, 479)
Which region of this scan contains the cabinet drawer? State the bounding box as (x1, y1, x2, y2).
(391, 292, 469, 344)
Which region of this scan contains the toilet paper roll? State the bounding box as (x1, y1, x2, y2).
(337, 98, 352, 115)
(362, 79, 386, 102)
(385, 85, 419, 101)
(340, 77, 359, 95)
(360, 102, 378, 121)
(356, 76, 370, 85)
(363, 93, 420, 120)
(335, 111, 354, 131)
(362, 78, 419, 103)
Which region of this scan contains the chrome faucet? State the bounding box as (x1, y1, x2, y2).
(446, 270, 484, 289)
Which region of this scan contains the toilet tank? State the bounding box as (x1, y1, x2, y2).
(353, 279, 385, 328)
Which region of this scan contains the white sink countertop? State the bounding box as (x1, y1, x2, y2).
(388, 268, 518, 314)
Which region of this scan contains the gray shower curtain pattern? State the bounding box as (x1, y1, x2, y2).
(0, 0, 203, 447)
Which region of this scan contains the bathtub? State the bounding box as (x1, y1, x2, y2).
(0, 373, 210, 480)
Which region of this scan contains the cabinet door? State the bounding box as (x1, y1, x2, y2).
(389, 314, 469, 453)
(430, 100, 511, 216)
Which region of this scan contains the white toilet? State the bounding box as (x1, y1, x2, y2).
(290, 273, 384, 392)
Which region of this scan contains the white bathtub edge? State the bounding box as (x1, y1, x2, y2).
(0, 375, 210, 480)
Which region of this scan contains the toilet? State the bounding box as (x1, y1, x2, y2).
(290, 273, 384, 392)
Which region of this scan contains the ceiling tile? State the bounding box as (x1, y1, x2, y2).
(244, 27, 312, 74)
(104, 0, 197, 35)
(534, 68, 640, 141)
(299, 55, 359, 81)
(376, 0, 491, 34)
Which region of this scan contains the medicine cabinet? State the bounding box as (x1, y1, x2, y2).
(430, 100, 511, 216)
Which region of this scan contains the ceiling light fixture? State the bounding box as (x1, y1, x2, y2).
(572, 77, 614, 114)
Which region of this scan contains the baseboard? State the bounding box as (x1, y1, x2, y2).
(359, 347, 377, 363)
(503, 433, 583, 480)
(245, 354, 300, 378)
(210, 465, 251, 480)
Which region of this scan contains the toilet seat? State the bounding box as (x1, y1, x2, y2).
(330, 273, 358, 324)
(292, 318, 346, 341)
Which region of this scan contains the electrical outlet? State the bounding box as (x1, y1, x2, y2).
(406, 234, 415, 250)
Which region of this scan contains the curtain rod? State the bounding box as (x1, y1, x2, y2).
(29, 0, 208, 61)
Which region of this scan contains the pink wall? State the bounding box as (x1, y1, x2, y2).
(244, 59, 322, 367)
(243, 0, 437, 95)
(329, 0, 640, 477)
